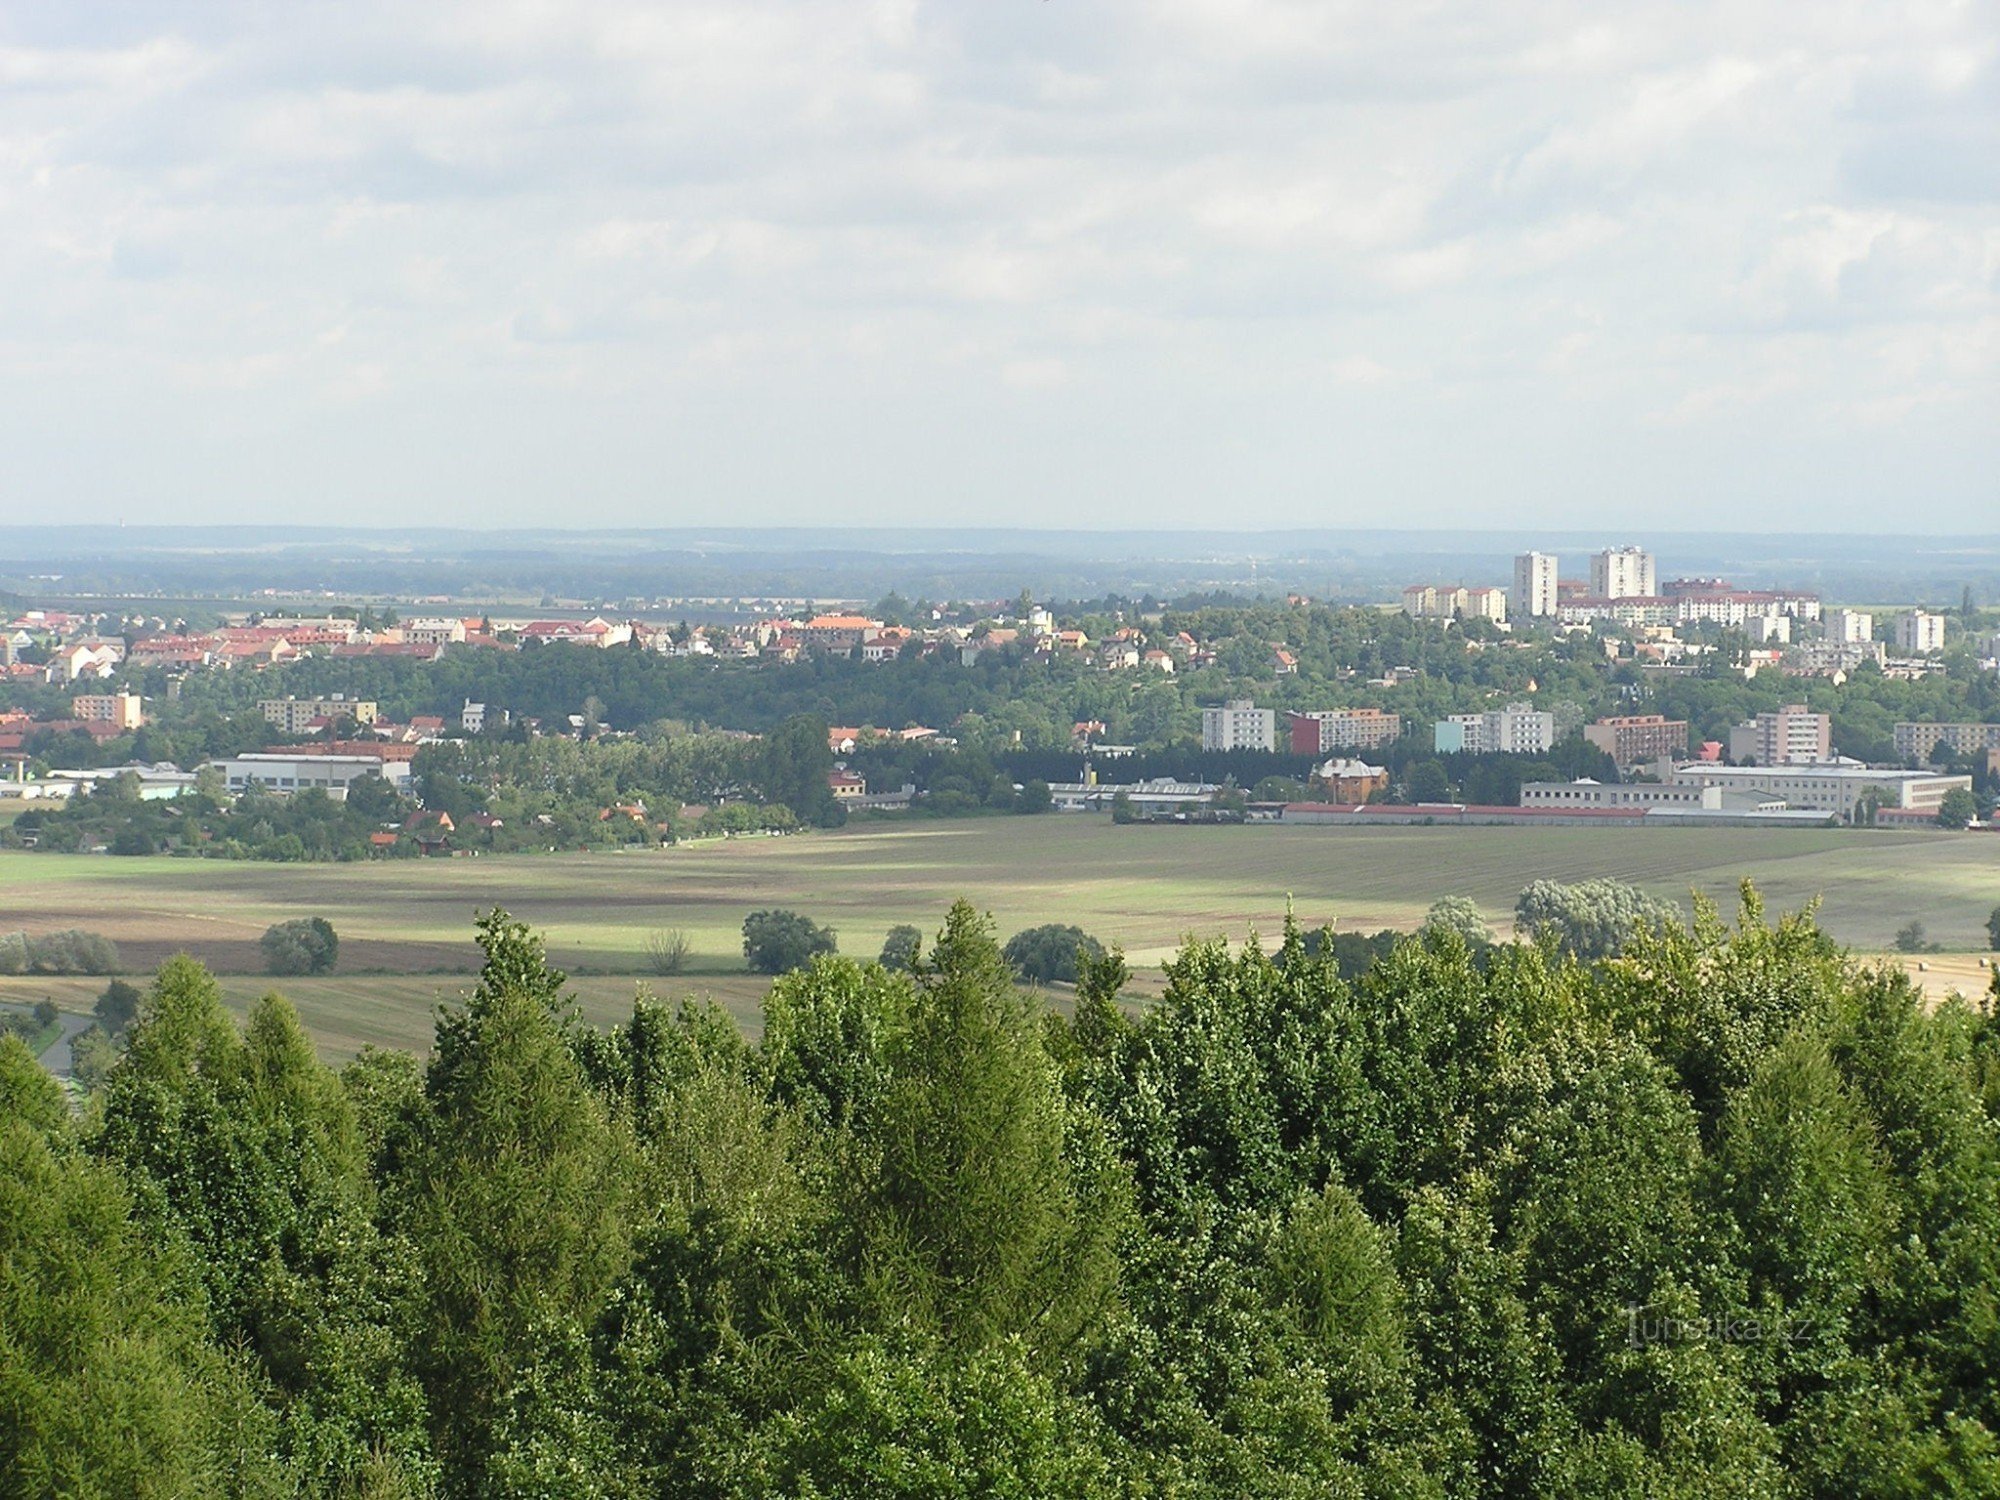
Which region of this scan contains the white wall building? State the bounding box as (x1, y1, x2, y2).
(1512, 553, 1559, 618)
(1434, 702, 1556, 755)
(1824, 609, 1874, 644)
(1201, 700, 1276, 753)
(208, 753, 409, 799)
(1590, 547, 1657, 600)
(1895, 611, 1946, 655)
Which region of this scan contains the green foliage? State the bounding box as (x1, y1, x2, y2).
(877, 923, 922, 971)
(741, 908, 838, 974)
(260, 915, 340, 975)
(96, 975, 143, 1032)
(644, 927, 691, 976)
(1002, 922, 1107, 984)
(1988, 905, 2000, 951)
(1936, 786, 1979, 829)
(1895, 920, 1940, 954)
(1421, 894, 1493, 947)
(0, 926, 121, 975)
(1515, 877, 1677, 959)
(14, 888, 2000, 1494)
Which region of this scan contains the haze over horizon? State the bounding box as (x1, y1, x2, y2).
(3, 2, 1994, 531)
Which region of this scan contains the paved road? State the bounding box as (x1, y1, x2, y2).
(0, 1001, 95, 1079)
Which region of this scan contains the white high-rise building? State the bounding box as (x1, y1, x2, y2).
(1512, 552, 1559, 618)
(1590, 547, 1657, 600)
(1201, 700, 1277, 753)
(1824, 609, 1873, 644)
(1894, 611, 1946, 655)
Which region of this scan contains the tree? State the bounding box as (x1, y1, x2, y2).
(1515, 879, 1677, 959)
(879, 924, 922, 972)
(1002, 924, 1107, 985)
(644, 929, 691, 976)
(1420, 895, 1492, 947)
(1016, 778, 1053, 814)
(261, 917, 339, 975)
(1936, 786, 1978, 829)
(94, 977, 141, 1034)
(1987, 906, 2000, 952)
(1894, 920, 1938, 954)
(31, 999, 57, 1030)
(742, 909, 838, 975)
(1407, 761, 1451, 803)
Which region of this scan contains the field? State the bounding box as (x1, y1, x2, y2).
(2, 820, 1995, 1059)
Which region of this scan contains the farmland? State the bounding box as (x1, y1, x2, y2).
(2, 819, 1995, 1059)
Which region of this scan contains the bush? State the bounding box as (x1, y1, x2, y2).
(1514, 879, 1675, 960)
(1988, 905, 2000, 952)
(96, 978, 142, 1034)
(742, 910, 838, 975)
(0, 932, 25, 976)
(1893, 920, 1939, 955)
(1003, 924, 1107, 985)
(20, 929, 121, 976)
(645, 929, 691, 976)
(260, 918, 340, 976)
(1420, 895, 1493, 947)
(878, 924, 922, 972)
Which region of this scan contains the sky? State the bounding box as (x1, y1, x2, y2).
(1, 1, 1995, 532)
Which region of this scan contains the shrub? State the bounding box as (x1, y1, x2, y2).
(742, 910, 838, 975)
(645, 929, 691, 976)
(260, 918, 340, 976)
(21, 929, 121, 976)
(96, 978, 142, 1034)
(878, 924, 922, 972)
(1003, 924, 1107, 985)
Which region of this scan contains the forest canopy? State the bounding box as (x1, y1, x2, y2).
(5, 890, 2000, 1496)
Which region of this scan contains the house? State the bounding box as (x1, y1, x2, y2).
(1143, 649, 1176, 673)
(828, 769, 868, 800)
(828, 726, 864, 755)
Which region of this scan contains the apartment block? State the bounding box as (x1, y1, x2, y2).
(1589, 547, 1657, 601)
(1582, 714, 1688, 767)
(1824, 609, 1874, 644)
(1894, 611, 1946, 655)
(1728, 703, 1831, 766)
(1892, 722, 2000, 762)
(1434, 702, 1555, 756)
(70, 691, 145, 731)
(1202, 700, 1276, 753)
(1288, 708, 1403, 754)
(259, 696, 380, 735)
(1512, 553, 1559, 618)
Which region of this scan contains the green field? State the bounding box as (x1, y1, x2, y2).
(2, 820, 1994, 1059)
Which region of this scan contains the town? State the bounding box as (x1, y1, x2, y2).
(2, 543, 1994, 851)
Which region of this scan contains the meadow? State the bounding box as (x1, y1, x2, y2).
(2, 818, 1994, 1058)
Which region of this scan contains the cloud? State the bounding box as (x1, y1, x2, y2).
(0, 0, 1992, 529)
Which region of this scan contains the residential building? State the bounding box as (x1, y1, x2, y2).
(1202, 700, 1276, 753)
(1309, 758, 1388, 801)
(1892, 722, 2000, 762)
(1824, 609, 1873, 644)
(1728, 703, 1831, 765)
(400, 617, 468, 646)
(1435, 702, 1555, 756)
(827, 769, 867, 800)
(1590, 547, 1657, 600)
(1513, 552, 1559, 619)
(1462, 586, 1507, 623)
(1583, 714, 1688, 767)
(1895, 610, 1946, 655)
(71, 692, 145, 731)
(1287, 708, 1403, 754)
(259, 696, 380, 735)
(461, 700, 490, 734)
(208, 752, 408, 799)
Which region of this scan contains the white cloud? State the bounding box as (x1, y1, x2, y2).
(0, 0, 1991, 528)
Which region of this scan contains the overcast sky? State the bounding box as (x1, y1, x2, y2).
(2, 2, 1994, 531)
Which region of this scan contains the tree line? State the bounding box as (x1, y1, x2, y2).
(6, 888, 2000, 1495)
